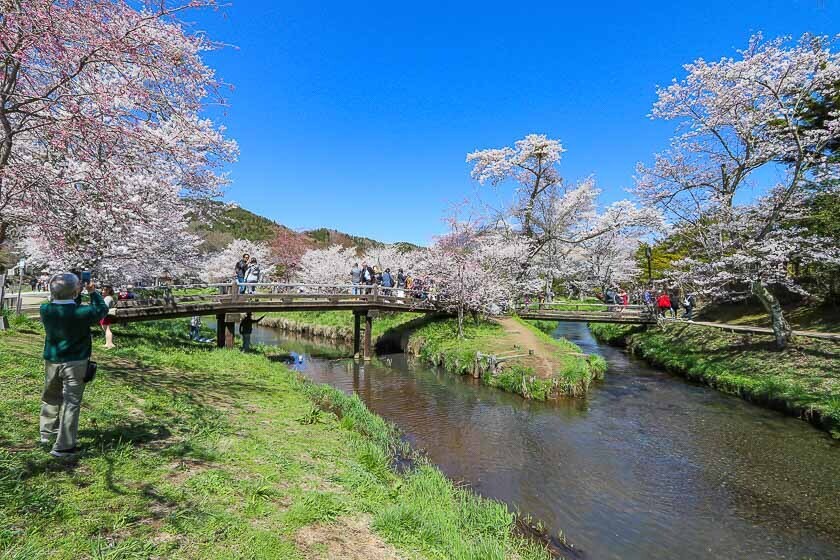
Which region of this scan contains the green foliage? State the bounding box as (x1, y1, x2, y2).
(0, 320, 551, 558)
(189, 201, 280, 252)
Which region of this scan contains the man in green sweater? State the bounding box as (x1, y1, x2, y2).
(40, 273, 109, 457)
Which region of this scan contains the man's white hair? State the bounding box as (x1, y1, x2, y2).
(49, 273, 80, 301)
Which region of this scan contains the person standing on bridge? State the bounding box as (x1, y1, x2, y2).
(361, 262, 374, 294)
(350, 262, 361, 295)
(244, 257, 261, 294)
(39, 273, 109, 457)
(235, 253, 249, 294)
(396, 268, 406, 299)
(240, 312, 265, 352)
(381, 268, 394, 297)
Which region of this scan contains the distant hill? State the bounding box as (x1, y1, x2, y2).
(188, 201, 420, 253)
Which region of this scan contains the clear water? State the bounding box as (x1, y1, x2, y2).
(249, 323, 840, 560)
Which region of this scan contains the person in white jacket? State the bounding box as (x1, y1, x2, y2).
(244, 257, 261, 294)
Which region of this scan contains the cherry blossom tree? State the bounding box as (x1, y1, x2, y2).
(0, 0, 237, 267)
(467, 134, 564, 237)
(635, 33, 840, 347)
(420, 218, 533, 337)
(295, 245, 359, 287)
(527, 177, 661, 299)
(270, 228, 312, 281)
(200, 239, 271, 284)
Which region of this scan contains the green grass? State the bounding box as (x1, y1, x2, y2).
(404, 317, 605, 400)
(0, 318, 553, 559)
(589, 322, 840, 437)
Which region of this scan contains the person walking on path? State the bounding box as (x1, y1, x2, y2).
(350, 263, 361, 295)
(656, 292, 672, 318)
(669, 289, 680, 319)
(99, 286, 117, 349)
(244, 257, 261, 294)
(683, 292, 696, 320)
(235, 253, 249, 294)
(240, 312, 265, 352)
(39, 273, 109, 457)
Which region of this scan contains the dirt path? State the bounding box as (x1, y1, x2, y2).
(494, 317, 571, 378)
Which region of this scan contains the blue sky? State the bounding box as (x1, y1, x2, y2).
(193, 1, 839, 245)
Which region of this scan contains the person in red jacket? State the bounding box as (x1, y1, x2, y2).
(656, 292, 672, 317)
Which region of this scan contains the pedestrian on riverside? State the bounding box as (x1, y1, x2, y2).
(240, 312, 265, 352)
(190, 315, 202, 341)
(99, 286, 117, 349)
(244, 257, 261, 294)
(39, 273, 109, 457)
(669, 289, 680, 319)
(235, 253, 249, 294)
(350, 262, 361, 295)
(683, 292, 696, 320)
(30, 276, 37, 292)
(656, 291, 671, 318)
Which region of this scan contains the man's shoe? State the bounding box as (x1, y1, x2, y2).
(49, 447, 80, 458)
(39, 437, 51, 444)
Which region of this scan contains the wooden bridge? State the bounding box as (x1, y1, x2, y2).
(517, 302, 656, 324)
(2, 282, 652, 358)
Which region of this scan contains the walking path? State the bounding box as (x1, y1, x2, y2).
(494, 317, 579, 378)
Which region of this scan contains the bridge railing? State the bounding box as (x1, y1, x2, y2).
(115, 282, 437, 313)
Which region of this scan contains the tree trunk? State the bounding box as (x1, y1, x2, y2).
(457, 307, 464, 338)
(751, 281, 792, 349)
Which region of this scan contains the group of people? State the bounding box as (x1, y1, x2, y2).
(642, 287, 696, 320)
(349, 262, 434, 299)
(600, 285, 696, 320)
(234, 252, 261, 294)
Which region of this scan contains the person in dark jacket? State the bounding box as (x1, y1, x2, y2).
(240, 312, 266, 352)
(39, 273, 109, 457)
(235, 253, 249, 294)
(381, 268, 394, 296)
(683, 292, 696, 320)
(669, 289, 680, 318)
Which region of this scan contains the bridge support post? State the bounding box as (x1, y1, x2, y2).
(216, 313, 225, 348)
(216, 312, 237, 349)
(353, 311, 362, 359)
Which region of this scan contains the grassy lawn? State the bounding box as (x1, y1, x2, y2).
(0, 317, 552, 559)
(589, 321, 840, 437)
(404, 317, 606, 400)
(696, 301, 840, 332)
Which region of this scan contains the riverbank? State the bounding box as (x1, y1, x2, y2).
(0, 318, 555, 559)
(401, 317, 606, 399)
(263, 311, 606, 399)
(588, 321, 840, 437)
(262, 311, 420, 343)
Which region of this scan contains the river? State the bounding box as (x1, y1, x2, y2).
(247, 322, 840, 559)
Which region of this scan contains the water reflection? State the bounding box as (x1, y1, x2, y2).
(251, 323, 840, 560)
